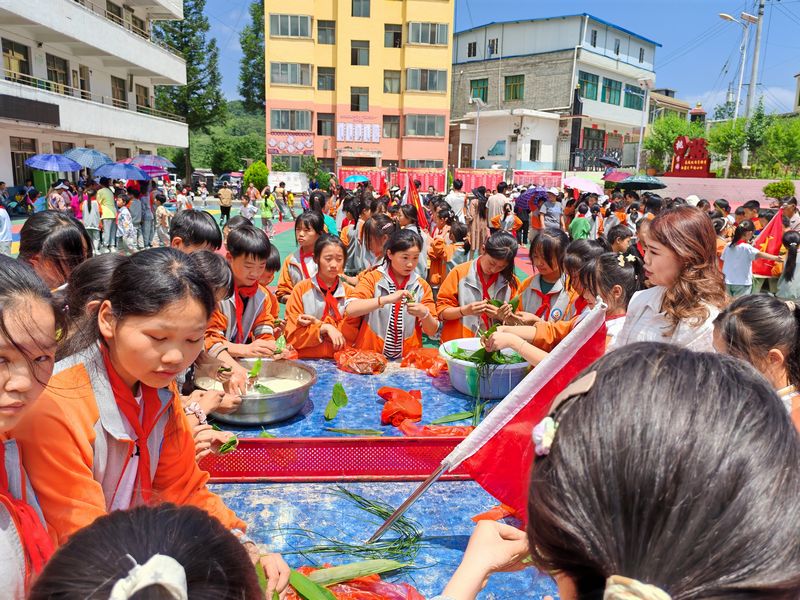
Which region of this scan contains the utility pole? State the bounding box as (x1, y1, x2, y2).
(742, 0, 766, 168)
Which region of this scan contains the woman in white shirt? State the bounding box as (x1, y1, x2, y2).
(721, 220, 783, 297)
(612, 205, 727, 352)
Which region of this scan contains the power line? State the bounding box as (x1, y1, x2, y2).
(657, 21, 729, 69)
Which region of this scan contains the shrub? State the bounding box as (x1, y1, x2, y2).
(763, 178, 796, 199)
(243, 160, 269, 191)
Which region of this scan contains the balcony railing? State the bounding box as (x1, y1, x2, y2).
(2, 69, 186, 123)
(70, 0, 184, 59)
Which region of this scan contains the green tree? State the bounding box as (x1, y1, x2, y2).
(300, 156, 331, 190)
(643, 114, 704, 171)
(210, 136, 241, 174)
(271, 157, 290, 172)
(745, 97, 772, 155)
(764, 117, 800, 175)
(243, 160, 270, 190)
(713, 100, 736, 121)
(153, 0, 226, 180)
(238, 0, 265, 114)
(707, 118, 747, 159)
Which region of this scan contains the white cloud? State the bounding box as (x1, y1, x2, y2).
(686, 85, 797, 116)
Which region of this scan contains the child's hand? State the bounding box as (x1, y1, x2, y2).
(249, 339, 277, 357)
(483, 331, 522, 353)
(192, 424, 215, 461)
(215, 392, 242, 414)
(496, 302, 513, 323)
(257, 552, 291, 599)
(227, 367, 249, 396)
(406, 301, 431, 320)
(297, 314, 319, 327)
(382, 289, 411, 305)
(321, 323, 346, 350)
(462, 300, 488, 316)
(185, 389, 224, 414)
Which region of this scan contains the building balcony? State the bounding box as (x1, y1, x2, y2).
(0, 0, 186, 85)
(123, 0, 183, 20)
(0, 70, 188, 148)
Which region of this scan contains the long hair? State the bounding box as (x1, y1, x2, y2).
(648, 206, 726, 333)
(528, 343, 800, 599)
(483, 231, 519, 293)
(782, 231, 799, 283)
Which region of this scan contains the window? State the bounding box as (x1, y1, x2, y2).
(52, 141, 74, 154)
(110, 75, 127, 107)
(639, 47, 645, 63)
(270, 109, 312, 130)
(106, 1, 122, 25)
(10, 136, 36, 186)
(406, 68, 447, 92)
(270, 62, 312, 86)
(351, 41, 369, 66)
(504, 74, 524, 101)
(385, 24, 402, 48)
(46, 53, 69, 95)
(590, 30, 597, 47)
(352, 0, 369, 17)
(131, 14, 146, 37)
(269, 14, 311, 38)
(318, 20, 335, 44)
(2, 40, 31, 85)
(613, 38, 620, 55)
(470, 78, 488, 102)
(601, 77, 622, 105)
(488, 38, 498, 55)
(351, 86, 369, 111)
(467, 41, 477, 57)
(408, 22, 448, 45)
(529, 140, 541, 162)
(78, 64, 90, 100)
(404, 114, 445, 137)
(115, 147, 131, 161)
(317, 67, 335, 91)
(578, 71, 598, 100)
(135, 84, 150, 108)
(405, 159, 443, 168)
(383, 70, 400, 93)
(273, 155, 302, 171)
(317, 113, 334, 136)
(383, 115, 400, 138)
(624, 84, 644, 110)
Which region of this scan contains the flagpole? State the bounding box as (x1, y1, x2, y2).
(366, 463, 447, 543)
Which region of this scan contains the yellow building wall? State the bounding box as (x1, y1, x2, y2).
(264, 0, 454, 169)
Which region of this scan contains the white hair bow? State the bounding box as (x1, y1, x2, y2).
(109, 554, 188, 600)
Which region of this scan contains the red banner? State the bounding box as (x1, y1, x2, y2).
(390, 169, 447, 193)
(337, 167, 387, 190)
(512, 170, 563, 188)
(453, 169, 505, 193)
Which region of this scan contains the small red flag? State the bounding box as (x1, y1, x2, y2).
(752, 208, 784, 276)
(379, 177, 389, 198)
(406, 175, 429, 230)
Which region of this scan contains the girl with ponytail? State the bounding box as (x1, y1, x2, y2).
(778, 230, 800, 301)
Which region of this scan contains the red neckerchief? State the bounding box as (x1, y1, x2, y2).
(573, 296, 589, 315)
(299, 249, 314, 279)
(234, 282, 259, 343)
(100, 346, 163, 505)
(0, 442, 54, 585)
(387, 267, 410, 336)
(317, 276, 342, 321)
(636, 241, 645, 257)
(476, 259, 500, 328)
(531, 287, 553, 319)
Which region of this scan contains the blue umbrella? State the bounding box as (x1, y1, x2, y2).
(24, 153, 82, 172)
(130, 154, 176, 169)
(344, 174, 370, 183)
(94, 162, 151, 181)
(63, 147, 113, 169)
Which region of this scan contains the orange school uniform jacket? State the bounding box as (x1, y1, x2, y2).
(11, 345, 245, 545)
(489, 214, 523, 233)
(276, 251, 318, 302)
(514, 274, 576, 322)
(436, 260, 519, 343)
(205, 285, 275, 357)
(284, 278, 361, 358)
(346, 265, 436, 358)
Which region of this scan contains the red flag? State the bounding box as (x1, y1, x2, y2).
(379, 177, 389, 198)
(752, 208, 784, 276)
(406, 175, 429, 230)
(460, 320, 607, 518)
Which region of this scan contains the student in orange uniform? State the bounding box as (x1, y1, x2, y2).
(285, 235, 361, 358)
(436, 231, 520, 343)
(345, 229, 438, 359)
(510, 228, 574, 325)
(489, 202, 522, 234)
(12, 249, 289, 596)
(276, 212, 324, 303)
(204, 225, 276, 395)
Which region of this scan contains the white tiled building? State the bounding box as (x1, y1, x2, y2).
(0, 0, 188, 188)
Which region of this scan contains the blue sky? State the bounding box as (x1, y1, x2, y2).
(205, 0, 799, 114)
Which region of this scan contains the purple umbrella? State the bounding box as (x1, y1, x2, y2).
(130, 154, 176, 169)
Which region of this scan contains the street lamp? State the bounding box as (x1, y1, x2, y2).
(635, 76, 654, 173)
(468, 96, 487, 169)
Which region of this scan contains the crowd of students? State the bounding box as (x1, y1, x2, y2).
(1, 176, 800, 599)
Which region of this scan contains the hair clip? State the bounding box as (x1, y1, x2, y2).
(109, 554, 187, 600)
(531, 371, 597, 457)
(604, 575, 671, 600)
(787, 301, 796, 312)
(381, 223, 395, 231)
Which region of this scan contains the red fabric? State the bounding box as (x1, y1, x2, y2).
(100, 346, 165, 504)
(476, 259, 500, 328)
(461, 322, 607, 520)
(379, 177, 389, 198)
(387, 267, 409, 340)
(531, 287, 552, 319)
(334, 348, 388, 375)
(233, 282, 260, 344)
(378, 387, 422, 426)
(400, 348, 448, 377)
(752, 208, 784, 276)
(0, 444, 54, 584)
(406, 175, 429, 230)
(288, 566, 425, 600)
(471, 503, 517, 522)
(573, 296, 588, 316)
(299, 250, 313, 280)
(397, 419, 473, 437)
(317, 276, 342, 321)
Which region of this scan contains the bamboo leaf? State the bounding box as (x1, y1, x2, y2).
(324, 427, 385, 436)
(331, 383, 349, 407)
(259, 429, 277, 438)
(248, 358, 262, 379)
(430, 411, 474, 424)
(308, 559, 408, 586)
(289, 569, 337, 600)
(218, 435, 239, 455)
(488, 299, 503, 307)
(254, 383, 275, 394)
(275, 334, 286, 353)
(323, 401, 340, 421)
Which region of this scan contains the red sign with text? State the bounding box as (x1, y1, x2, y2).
(512, 170, 563, 188)
(453, 169, 506, 193)
(663, 136, 716, 178)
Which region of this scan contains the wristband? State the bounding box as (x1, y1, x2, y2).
(183, 402, 207, 425)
